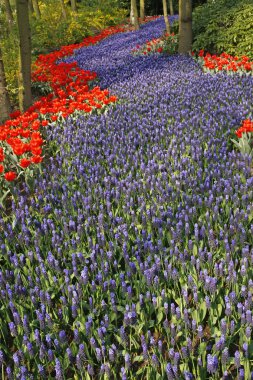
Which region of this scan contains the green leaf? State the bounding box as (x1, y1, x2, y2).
(248, 342, 253, 356)
(193, 244, 198, 255)
(0, 189, 10, 205)
(136, 367, 145, 376)
(199, 302, 207, 322)
(133, 355, 144, 363)
(137, 321, 145, 334)
(191, 309, 198, 323)
(156, 310, 163, 324)
(198, 341, 207, 355)
(217, 303, 223, 317)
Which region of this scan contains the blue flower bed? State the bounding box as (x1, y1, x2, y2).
(1, 16, 253, 379)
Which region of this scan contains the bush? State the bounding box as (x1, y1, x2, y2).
(170, 19, 179, 35)
(31, 2, 127, 54)
(193, 0, 253, 58)
(0, 34, 19, 107)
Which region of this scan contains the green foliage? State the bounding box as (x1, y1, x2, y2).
(162, 33, 178, 55)
(31, 3, 87, 54)
(193, 0, 253, 58)
(1, 36, 19, 106)
(170, 20, 179, 35)
(231, 133, 253, 158)
(0, 8, 19, 107)
(31, 1, 127, 54)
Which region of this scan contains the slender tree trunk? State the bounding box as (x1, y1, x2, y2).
(131, 0, 139, 30)
(0, 45, 11, 122)
(28, 0, 34, 13)
(130, 0, 134, 25)
(71, 0, 77, 12)
(16, 0, 32, 112)
(4, 0, 14, 31)
(169, 0, 174, 15)
(32, 0, 40, 18)
(162, 0, 170, 34)
(140, 0, 144, 21)
(178, 0, 192, 53)
(60, 0, 67, 19)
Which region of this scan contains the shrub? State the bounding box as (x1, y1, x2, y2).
(31, 2, 120, 54)
(0, 34, 19, 106)
(170, 19, 179, 35)
(192, 0, 253, 58)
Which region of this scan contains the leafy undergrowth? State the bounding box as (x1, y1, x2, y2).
(192, 0, 253, 59)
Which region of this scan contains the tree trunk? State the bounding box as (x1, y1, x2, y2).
(16, 0, 32, 112)
(71, 0, 77, 12)
(60, 0, 67, 19)
(169, 0, 174, 15)
(140, 0, 144, 21)
(178, 0, 192, 54)
(28, 0, 34, 13)
(4, 0, 14, 31)
(130, 0, 134, 25)
(162, 0, 170, 34)
(0, 45, 11, 123)
(32, 0, 40, 18)
(131, 0, 139, 30)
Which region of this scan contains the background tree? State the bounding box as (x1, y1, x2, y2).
(178, 0, 192, 53)
(71, 0, 77, 12)
(169, 0, 174, 15)
(140, 0, 144, 21)
(16, 0, 32, 112)
(130, 0, 134, 25)
(32, 0, 41, 18)
(0, 44, 11, 122)
(3, 0, 14, 31)
(28, 0, 34, 12)
(131, 0, 139, 30)
(162, 0, 170, 33)
(60, 0, 67, 19)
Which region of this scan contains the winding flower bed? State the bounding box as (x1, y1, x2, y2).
(0, 26, 123, 201)
(194, 50, 253, 75)
(0, 16, 253, 380)
(0, 17, 161, 200)
(192, 51, 253, 158)
(131, 33, 178, 56)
